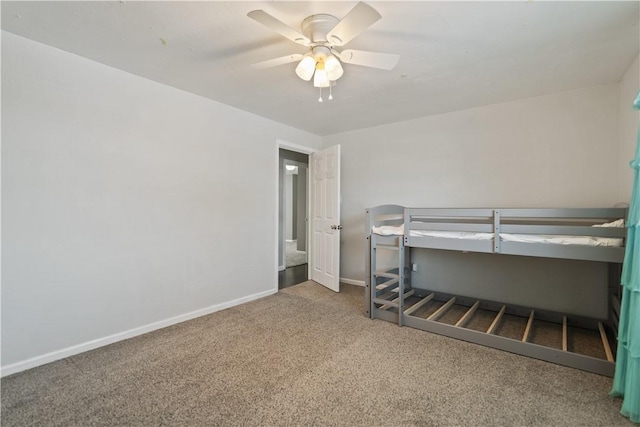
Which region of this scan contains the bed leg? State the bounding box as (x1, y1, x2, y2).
(365, 236, 371, 318)
(370, 239, 377, 319)
(398, 243, 405, 327)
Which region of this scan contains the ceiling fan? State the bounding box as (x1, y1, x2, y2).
(247, 2, 399, 102)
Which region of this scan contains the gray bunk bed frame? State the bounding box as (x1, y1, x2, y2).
(365, 204, 627, 377)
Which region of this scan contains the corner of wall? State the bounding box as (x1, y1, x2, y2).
(618, 54, 640, 203)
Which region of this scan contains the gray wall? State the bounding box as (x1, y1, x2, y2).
(1, 32, 322, 371)
(618, 54, 640, 202)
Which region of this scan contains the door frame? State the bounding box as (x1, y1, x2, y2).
(275, 140, 317, 291)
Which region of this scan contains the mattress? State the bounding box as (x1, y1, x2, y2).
(372, 220, 624, 247)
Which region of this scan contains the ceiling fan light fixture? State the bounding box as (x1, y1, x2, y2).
(324, 54, 343, 81)
(313, 61, 330, 88)
(248, 3, 398, 103)
(313, 69, 330, 88)
(295, 55, 316, 81)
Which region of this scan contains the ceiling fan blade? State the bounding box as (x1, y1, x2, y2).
(247, 10, 311, 46)
(251, 54, 304, 69)
(336, 49, 399, 70)
(326, 2, 381, 47)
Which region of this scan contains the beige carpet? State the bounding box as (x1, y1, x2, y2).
(1, 282, 632, 426)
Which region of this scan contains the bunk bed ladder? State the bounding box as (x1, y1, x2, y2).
(369, 236, 410, 327)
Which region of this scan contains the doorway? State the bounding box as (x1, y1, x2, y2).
(278, 148, 309, 289)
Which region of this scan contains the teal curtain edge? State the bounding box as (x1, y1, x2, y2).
(621, 228, 639, 292)
(610, 89, 640, 424)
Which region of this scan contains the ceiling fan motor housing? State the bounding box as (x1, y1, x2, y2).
(301, 14, 339, 45)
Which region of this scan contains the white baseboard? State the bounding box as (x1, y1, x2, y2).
(340, 277, 365, 287)
(1, 288, 277, 377)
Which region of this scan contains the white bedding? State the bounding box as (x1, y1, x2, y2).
(372, 219, 624, 247)
(500, 233, 623, 247)
(409, 230, 494, 240)
(408, 231, 623, 247)
(372, 224, 405, 235)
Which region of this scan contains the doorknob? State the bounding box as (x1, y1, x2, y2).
(330, 225, 343, 230)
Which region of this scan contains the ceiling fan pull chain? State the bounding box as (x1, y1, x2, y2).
(329, 84, 333, 101)
(318, 87, 323, 103)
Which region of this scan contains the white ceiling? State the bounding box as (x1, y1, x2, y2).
(2, 1, 638, 136)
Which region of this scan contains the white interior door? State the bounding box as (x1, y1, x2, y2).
(310, 145, 341, 292)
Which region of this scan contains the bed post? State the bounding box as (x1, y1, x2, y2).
(398, 241, 405, 326)
(493, 209, 501, 253)
(365, 208, 372, 318)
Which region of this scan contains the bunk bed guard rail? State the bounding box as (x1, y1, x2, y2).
(404, 208, 627, 263)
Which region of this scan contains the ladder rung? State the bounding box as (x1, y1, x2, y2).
(374, 272, 399, 279)
(374, 298, 399, 308)
(376, 245, 400, 251)
(375, 278, 399, 290)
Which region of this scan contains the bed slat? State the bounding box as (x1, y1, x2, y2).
(522, 310, 535, 342)
(598, 322, 614, 362)
(455, 301, 480, 328)
(404, 293, 434, 316)
(487, 305, 506, 335)
(379, 290, 415, 310)
(427, 297, 456, 321)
